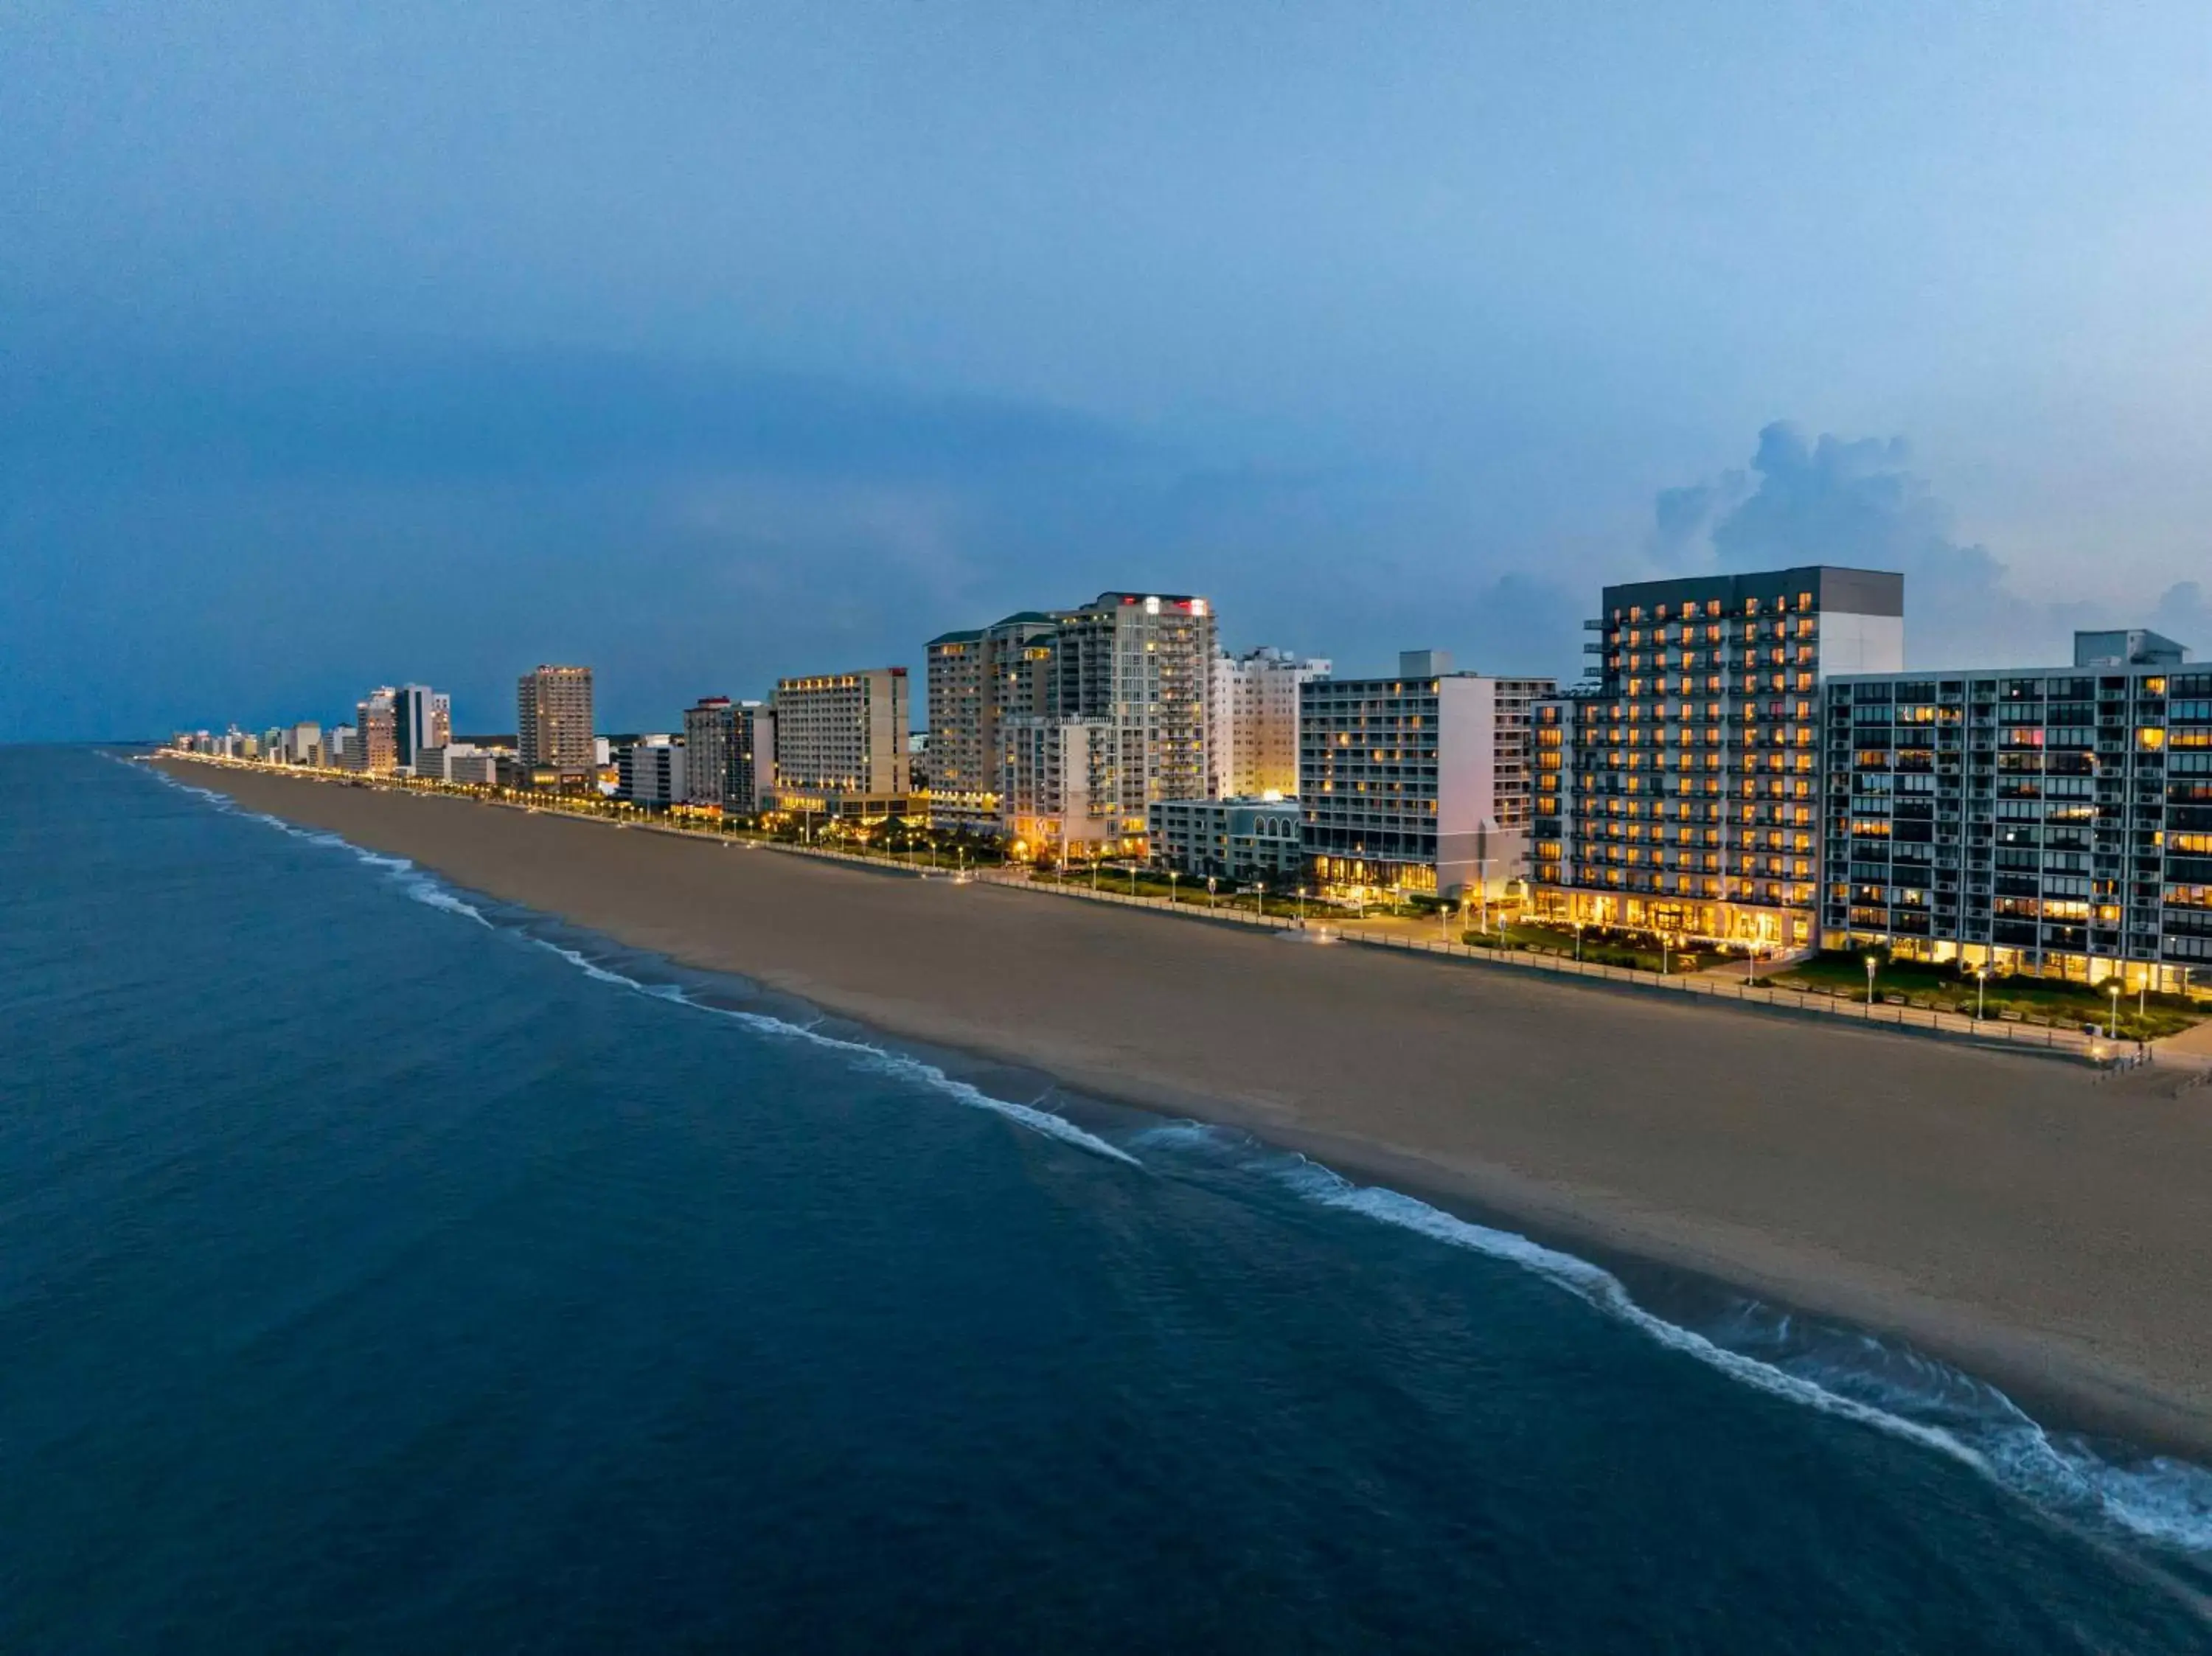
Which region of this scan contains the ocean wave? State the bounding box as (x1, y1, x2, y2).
(147, 765, 2212, 1559)
(144, 768, 493, 927)
(1131, 1120, 2212, 1560)
(147, 766, 1132, 1168)
(523, 937, 1141, 1168)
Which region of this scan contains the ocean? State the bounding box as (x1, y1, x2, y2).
(5, 745, 2212, 1652)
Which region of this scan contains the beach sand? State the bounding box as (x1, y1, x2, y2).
(161, 760, 2212, 1456)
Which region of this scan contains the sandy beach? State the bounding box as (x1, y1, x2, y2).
(159, 759, 2212, 1457)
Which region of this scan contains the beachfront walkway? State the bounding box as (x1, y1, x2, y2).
(968, 869, 2138, 1064)
(161, 756, 2199, 1073)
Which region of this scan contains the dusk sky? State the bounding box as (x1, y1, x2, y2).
(6, 1, 2209, 740)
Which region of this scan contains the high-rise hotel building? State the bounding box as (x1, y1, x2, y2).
(1210, 646, 1331, 799)
(1531, 567, 1903, 950)
(1301, 652, 1554, 900)
(923, 613, 1057, 830)
(1820, 630, 2208, 992)
(681, 695, 776, 813)
(1035, 592, 1217, 818)
(770, 667, 911, 818)
(353, 687, 398, 774)
(928, 593, 1216, 852)
(393, 684, 439, 771)
(518, 665, 597, 773)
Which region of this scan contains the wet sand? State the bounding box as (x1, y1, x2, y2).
(159, 759, 2212, 1456)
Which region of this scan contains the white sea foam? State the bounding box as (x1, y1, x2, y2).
(524, 940, 1139, 1166)
(398, 877, 490, 926)
(150, 768, 494, 925)
(1134, 1119, 2212, 1558)
(144, 764, 2212, 1557)
(1271, 1156, 1983, 1467)
(148, 768, 1129, 1167)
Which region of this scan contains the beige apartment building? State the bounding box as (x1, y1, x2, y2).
(1210, 646, 1330, 799)
(771, 667, 912, 819)
(517, 665, 597, 773)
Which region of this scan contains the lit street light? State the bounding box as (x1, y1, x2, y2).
(1975, 964, 1989, 1022)
(1865, 953, 1879, 1015)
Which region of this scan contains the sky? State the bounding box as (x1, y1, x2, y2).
(4, 1, 2210, 740)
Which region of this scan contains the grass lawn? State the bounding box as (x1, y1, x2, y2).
(1457, 921, 1723, 975)
(1769, 951, 2202, 1040)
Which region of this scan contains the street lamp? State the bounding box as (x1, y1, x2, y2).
(2110, 981, 2124, 1043)
(1975, 964, 1989, 1022)
(1169, 870, 1180, 905)
(1255, 880, 1266, 918)
(1297, 885, 1307, 927)
(1207, 874, 1217, 911)
(1573, 919, 1585, 963)
(1865, 953, 1879, 1014)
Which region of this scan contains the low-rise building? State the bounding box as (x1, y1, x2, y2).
(414, 742, 497, 786)
(1147, 796, 1303, 884)
(618, 737, 687, 806)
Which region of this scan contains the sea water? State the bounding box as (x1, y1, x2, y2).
(4, 745, 2211, 1652)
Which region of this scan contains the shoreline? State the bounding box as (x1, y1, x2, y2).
(151, 756, 2212, 1463)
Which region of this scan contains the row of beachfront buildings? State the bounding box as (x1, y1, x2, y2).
(174, 568, 2211, 995)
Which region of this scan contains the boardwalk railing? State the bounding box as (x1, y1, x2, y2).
(996, 872, 2115, 1062)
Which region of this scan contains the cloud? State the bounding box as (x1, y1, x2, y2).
(2151, 581, 2211, 656)
(0, 321, 1591, 738)
(1641, 420, 2157, 667)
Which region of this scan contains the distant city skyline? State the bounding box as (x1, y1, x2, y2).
(7, 3, 2211, 742)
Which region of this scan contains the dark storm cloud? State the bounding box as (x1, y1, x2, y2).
(1643, 420, 2124, 667)
(0, 324, 1579, 740)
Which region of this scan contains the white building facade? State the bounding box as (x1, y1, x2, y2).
(1147, 796, 1304, 883)
(618, 737, 688, 805)
(1209, 646, 1329, 799)
(1301, 652, 1555, 900)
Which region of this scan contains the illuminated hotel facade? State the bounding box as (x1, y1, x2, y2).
(770, 667, 911, 819)
(1531, 567, 1904, 951)
(930, 592, 1216, 854)
(1300, 653, 1554, 900)
(518, 664, 597, 773)
(1035, 593, 1217, 827)
(1821, 636, 2210, 993)
(924, 613, 1056, 831)
(1209, 645, 1330, 799)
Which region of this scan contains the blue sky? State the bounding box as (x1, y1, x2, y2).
(4, 1, 2209, 739)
